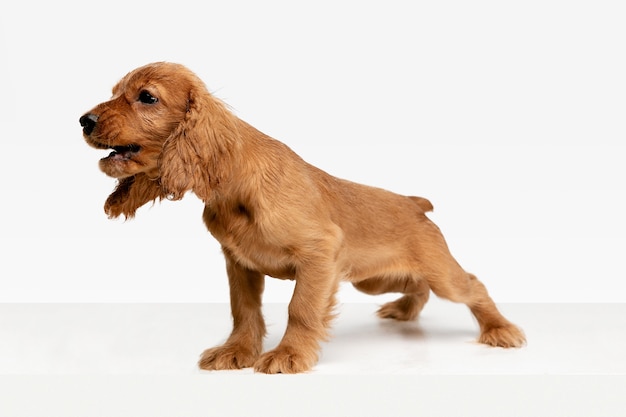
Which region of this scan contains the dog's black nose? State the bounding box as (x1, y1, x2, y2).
(79, 113, 98, 135)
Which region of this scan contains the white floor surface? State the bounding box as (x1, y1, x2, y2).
(1, 301, 624, 416)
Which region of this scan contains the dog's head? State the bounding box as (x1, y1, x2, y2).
(80, 62, 240, 204)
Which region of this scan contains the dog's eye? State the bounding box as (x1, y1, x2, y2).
(138, 90, 158, 104)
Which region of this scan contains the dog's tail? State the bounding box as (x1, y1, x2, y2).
(409, 196, 434, 213)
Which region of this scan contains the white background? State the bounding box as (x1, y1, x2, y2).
(0, 0, 624, 303)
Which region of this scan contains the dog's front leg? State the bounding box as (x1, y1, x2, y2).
(254, 260, 339, 374)
(198, 248, 266, 370)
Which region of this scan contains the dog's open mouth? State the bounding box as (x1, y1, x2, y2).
(104, 144, 141, 161)
(88, 138, 141, 161)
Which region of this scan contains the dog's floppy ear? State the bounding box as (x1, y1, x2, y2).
(159, 85, 240, 202)
(104, 174, 165, 219)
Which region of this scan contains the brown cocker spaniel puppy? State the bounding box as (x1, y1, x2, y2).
(80, 62, 525, 374)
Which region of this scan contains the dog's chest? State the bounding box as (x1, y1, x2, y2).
(201, 202, 296, 279)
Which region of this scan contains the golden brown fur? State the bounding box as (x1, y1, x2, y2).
(80, 62, 525, 373)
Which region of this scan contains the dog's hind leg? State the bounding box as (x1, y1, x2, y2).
(405, 219, 526, 348)
(423, 263, 526, 348)
(353, 276, 430, 321)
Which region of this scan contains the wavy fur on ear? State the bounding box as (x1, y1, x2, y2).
(159, 85, 242, 202)
(104, 173, 165, 219)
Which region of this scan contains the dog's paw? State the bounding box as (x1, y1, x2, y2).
(198, 344, 259, 370)
(253, 346, 317, 374)
(478, 324, 526, 348)
(377, 296, 424, 321)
